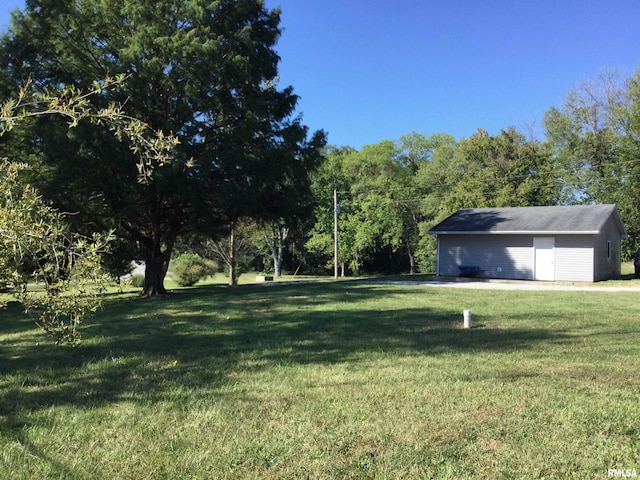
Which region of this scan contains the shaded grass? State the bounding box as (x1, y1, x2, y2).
(1, 281, 639, 478)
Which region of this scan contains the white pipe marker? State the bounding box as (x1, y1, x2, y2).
(463, 310, 472, 329)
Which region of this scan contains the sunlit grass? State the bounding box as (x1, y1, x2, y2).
(1, 281, 639, 478)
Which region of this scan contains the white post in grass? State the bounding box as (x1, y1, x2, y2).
(463, 310, 472, 329)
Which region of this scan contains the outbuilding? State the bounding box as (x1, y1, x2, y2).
(428, 204, 627, 282)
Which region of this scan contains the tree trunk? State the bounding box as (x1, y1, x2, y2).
(267, 225, 288, 278)
(405, 216, 418, 274)
(406, 241, 416, 274)
(228, 226, 237, 286)
(141, 234, 174, 297)
(142, 247, 170, 296)
(272, 239, 285, 278)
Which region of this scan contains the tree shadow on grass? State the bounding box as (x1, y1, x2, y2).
(0, 282, 570, 422)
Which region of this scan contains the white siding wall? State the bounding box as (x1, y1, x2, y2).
(593, 217, 622, 281)
(554, 236, 594, 282)
(438, 235, 533, 280)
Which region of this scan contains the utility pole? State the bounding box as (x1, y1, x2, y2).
(334, 188, 339, 279)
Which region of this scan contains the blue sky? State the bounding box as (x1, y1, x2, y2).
(2, 1, 640, 149)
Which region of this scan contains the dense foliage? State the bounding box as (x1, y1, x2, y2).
(0, 0, 325, 295)
(306, 128, 561, 275)
(543, 70, 640, 258)
(0, 159, 110, 344)
(170, 253, 213, 287)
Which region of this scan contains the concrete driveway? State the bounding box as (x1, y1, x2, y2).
(368, 278, 640, 292)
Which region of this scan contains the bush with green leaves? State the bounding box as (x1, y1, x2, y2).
(0, 160, 111, 344)
(171, 253, 212, 287)
(128, 274, 145, 288)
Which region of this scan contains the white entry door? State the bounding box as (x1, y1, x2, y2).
(534, 237, 555, 281)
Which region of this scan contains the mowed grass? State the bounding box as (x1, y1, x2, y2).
(1, 280, 639, 479)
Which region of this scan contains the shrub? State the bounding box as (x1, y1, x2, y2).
(418, 255, 436, 275)
(171, 253, 212, 287)
(129, 274, 145, 288)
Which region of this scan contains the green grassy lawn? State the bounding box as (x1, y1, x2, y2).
(1, 280, 639, 479)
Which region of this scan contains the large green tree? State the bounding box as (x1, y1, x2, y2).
(440, 127, 559, 212)
(409, 132, 458, 272)
(543, 70, 629, 204)
(340, 141, 407, 274)
(0, 0, 324, 295)
(396, 132, 454, 273)
(308, 139, 426, 275)
(622, 72, 640, 254)
(543, 69, 640, 256)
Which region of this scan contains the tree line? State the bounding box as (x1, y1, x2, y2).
(303, 68, 640, 277)
(156, 68, 640, 279)
(1, 1, 639, 340)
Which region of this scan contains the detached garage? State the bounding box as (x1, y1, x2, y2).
(428, 204, 627, 282)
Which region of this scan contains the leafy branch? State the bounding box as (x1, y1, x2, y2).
(1, 75, 180, 183)
(0, 77, 180, 343)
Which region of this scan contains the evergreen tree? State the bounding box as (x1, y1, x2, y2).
(0, 0, 325, 295)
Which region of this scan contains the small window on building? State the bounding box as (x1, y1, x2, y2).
(607, 240, 611, 259)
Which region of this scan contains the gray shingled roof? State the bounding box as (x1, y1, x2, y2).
(428, 204, 627, 236)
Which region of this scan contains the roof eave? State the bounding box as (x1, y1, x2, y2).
(427, 230, 602, 235)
